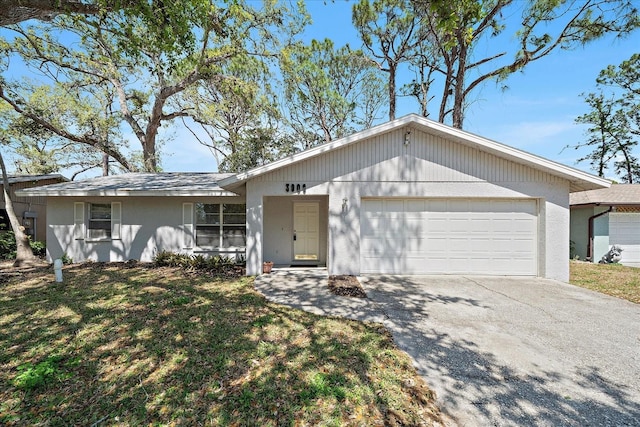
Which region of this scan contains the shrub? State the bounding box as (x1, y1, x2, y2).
(0, 231, 45, 259)
(153, 251, 245, 276)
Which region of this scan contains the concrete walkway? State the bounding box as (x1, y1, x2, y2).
(254, 268, 387, 324)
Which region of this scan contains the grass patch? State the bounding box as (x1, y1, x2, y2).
(570, 260, 640, 304)
(0, 263, 442, 426)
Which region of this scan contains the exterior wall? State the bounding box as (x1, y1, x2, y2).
(263, 196, 328, 266)
(570, 206, 593, 260)
(246, 127, 572, 281)
(1, 178, 63, 242)
(569, 206, 610, 262)
(46, 195, 244, 263)
(593, 213, 610, 262)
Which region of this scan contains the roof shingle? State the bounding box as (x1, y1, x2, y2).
(570, 184, 640, 206)
(14, 172, 236, 197)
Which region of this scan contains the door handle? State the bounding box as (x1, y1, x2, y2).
(293, 230, 297, 241)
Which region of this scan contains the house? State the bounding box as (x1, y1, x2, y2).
(16, 114, 609, 281)
(1, 174, 68, 242)
(570, 184, 640, 266)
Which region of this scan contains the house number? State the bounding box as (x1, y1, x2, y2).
(285, 183, 306, 193)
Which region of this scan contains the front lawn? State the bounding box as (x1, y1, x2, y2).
(570, 260, 640, 304)
(0, 263, 442, 426)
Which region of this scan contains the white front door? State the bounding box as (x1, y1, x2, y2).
(293, 202, 319, 261)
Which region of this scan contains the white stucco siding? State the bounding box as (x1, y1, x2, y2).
(46, 196, 244, 263)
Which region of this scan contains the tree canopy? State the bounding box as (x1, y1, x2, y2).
(353, 0, 640, 128)
(1, 0, 307, 174)
(573, 54, 640, 182)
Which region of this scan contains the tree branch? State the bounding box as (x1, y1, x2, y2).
(0, 84, 136, 172)
(0, 0, 101, 25)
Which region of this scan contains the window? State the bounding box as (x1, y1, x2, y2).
(88, 203, 112, 240)
(195, 203, 246, 248)
(78, 202, 121, 241)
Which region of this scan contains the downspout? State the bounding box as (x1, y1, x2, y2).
(587, 206, 613, 261)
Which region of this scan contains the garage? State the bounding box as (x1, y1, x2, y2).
(609, 212, 640, 267)
(360, 198, 538, 275)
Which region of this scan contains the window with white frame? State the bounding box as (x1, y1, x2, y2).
(195, 203, 246, 248)
(88, 203, 113, 240)
(74, 202, 121, 241)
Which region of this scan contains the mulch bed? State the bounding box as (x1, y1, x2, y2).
(328, 275, 367, 298)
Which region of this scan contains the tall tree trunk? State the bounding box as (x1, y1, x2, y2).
(0, 152, 38, 267)
(388, 64, 396, 121)
(452, 37, 467, 129)
(102, 153, 109, 176)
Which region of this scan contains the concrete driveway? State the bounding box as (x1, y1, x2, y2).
(363, 275, 640, 426)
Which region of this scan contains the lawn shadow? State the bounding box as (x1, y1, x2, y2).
(0, 264, 442, 425)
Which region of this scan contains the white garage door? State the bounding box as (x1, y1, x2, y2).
(609, 213, 640, 267)
(360, 198, 538, 275)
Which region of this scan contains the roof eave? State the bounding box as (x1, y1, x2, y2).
(15, 190, 240, 197)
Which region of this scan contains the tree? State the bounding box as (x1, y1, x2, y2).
(180, 53, 292, 172)
(1, 1, 307, 172)
(355, 0, 639, 128)
(573, 54, 640, 182)
(281, 38, 387, 146)
(0, 150, 38, 266)
(0, 0, 102, 25)
(400, 36, 440, 117)
(352, 0, 427, 120)
(0, 82, 132, 177)
(423, 0, 640, 128)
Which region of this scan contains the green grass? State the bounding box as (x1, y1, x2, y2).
(570, 260, 640, 304)
(0, 263, 442, 426)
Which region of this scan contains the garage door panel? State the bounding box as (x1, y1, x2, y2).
(405, 200, 426, 212)
(360, 198, 537, 275)
(363, 200, 384, 212)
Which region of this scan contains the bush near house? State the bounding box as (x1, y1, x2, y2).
(0, 263, 442, 426)
(570, 260, 640, 304)
(0, 231, 46, 259)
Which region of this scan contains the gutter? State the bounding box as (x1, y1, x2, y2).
(587, 206, 614, 261)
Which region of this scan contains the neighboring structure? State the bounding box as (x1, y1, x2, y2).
(17, 115, 609, 281)
(570, 184, 640, 266)
(1, 174, 68, 242)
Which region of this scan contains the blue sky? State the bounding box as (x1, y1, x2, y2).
(165, 1, 638, 177)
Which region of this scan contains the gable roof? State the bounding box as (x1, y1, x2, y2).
(570, 184, 640, 206)
(15, 172, 237, 197)
(218, 114, 609, 193)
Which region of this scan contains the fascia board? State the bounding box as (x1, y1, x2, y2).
(14, 190, 240, 197)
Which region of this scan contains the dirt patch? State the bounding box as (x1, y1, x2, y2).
(328, 275, 367, 298)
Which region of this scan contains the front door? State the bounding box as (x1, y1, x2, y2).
(293, 202, 319, 261)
